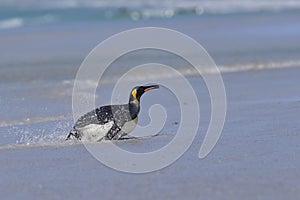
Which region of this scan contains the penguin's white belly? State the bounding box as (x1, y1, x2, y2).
(122, 117, 138, 134)
(79, 121, 114, 142)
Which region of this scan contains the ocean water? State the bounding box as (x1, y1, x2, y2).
(0, 0, 300, 149)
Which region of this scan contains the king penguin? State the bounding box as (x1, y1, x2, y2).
(66, 84, 159, 141)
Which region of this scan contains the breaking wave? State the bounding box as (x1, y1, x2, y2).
(62, 59, 300, 87)
(1, 0, 300, 29)
(0, 15, 58, 29)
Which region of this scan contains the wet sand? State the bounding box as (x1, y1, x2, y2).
(0, 67, 299, 199)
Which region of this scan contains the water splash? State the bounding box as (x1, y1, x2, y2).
(6, 121, 74, 149)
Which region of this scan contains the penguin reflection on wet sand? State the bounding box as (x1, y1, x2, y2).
(66, 84, 159, 141)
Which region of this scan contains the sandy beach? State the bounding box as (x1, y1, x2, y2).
(0, 1, 300, 199)
(0, 67, 299, 199)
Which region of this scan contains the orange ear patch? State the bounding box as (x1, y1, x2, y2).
(132, 89, 137, 99)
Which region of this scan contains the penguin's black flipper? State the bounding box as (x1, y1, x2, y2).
(65, 129, 81, 140)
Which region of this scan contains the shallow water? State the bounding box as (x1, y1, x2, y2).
(0, 67, 300, 199)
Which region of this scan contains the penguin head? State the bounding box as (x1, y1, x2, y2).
(129, 84, 159, 102)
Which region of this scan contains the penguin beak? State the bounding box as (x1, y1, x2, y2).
(143, 85, 159, 92)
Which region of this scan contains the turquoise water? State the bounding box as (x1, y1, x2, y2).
(1, 0, 300, 29)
